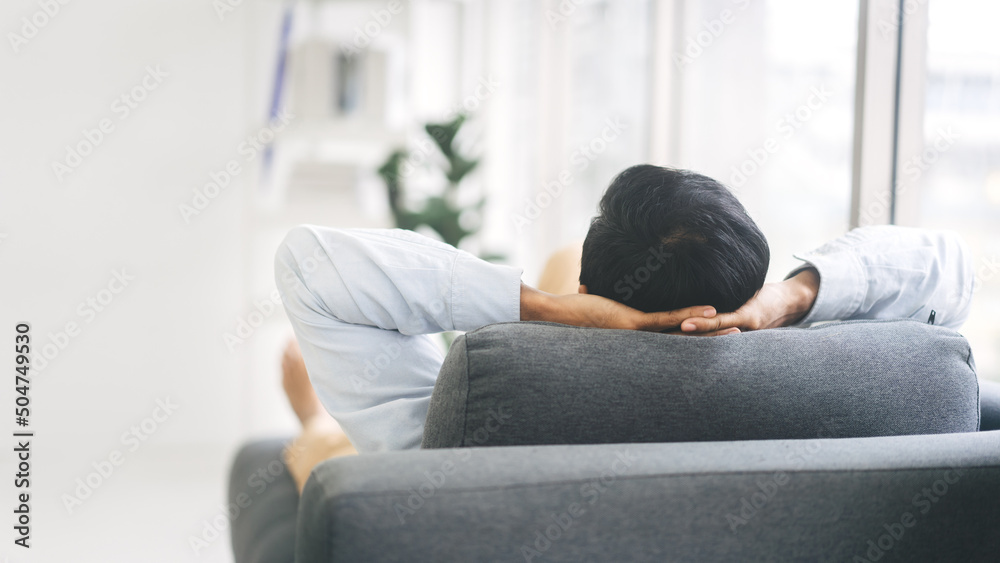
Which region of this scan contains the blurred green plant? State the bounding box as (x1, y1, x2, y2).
(377, 114, 487, 250)
(378, 114, 500, 349)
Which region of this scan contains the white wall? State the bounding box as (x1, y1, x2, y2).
(1, 0, 256, 446)
(0, 0, 275, 560)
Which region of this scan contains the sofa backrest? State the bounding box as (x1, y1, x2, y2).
(422, 320, 980, 448)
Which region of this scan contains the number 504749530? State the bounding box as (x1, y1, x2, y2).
(15, 324, 30, 426)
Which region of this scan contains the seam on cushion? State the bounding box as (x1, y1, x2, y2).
(320, 463, 1000, 501)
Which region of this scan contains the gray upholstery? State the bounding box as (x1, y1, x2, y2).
(297, 431, 1000, 562)
(231, 319, 991, 562)
(422, 320, 980, 448)
(228, 438, 297, 563)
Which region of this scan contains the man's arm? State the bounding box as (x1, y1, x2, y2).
(681, 226, 975, 333)
(277, 226, 717, 451)
(275, 226, 526, 452)
(521, 284, 719, 332)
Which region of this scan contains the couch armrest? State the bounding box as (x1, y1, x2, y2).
(228, 438, 298, 563)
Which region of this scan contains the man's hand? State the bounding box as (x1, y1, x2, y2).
(520, 283, 719, 332)
(678, 268, 820, 335)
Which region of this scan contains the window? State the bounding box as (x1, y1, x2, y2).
(674, 0, 860, 279)
(901, 0, 1000, 381)
(472, 1, 997, 376)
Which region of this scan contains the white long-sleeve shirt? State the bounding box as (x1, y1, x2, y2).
(275, 225, 975, 453)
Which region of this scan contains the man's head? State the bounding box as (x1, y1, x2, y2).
(579, 165, 769, 314)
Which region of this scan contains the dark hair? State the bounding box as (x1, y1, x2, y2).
(580, 165, 769, 314)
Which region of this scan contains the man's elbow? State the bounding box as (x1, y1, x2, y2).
(934, 229, 974, 284)
(932, 228, 975, 329)
(274, 225, 335, 302)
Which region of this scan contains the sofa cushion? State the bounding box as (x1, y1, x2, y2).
(299, 432, 1000, 563)
(421, 320, 979, 448)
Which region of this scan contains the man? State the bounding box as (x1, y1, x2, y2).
(275, 165, 999, 453)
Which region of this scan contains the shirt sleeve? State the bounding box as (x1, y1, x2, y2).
(786, 225, 975, 330)
(275, 226, 522, 452)
(278, 226, 522, 334)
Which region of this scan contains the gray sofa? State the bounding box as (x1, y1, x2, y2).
(230, 320, 1000, 562)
